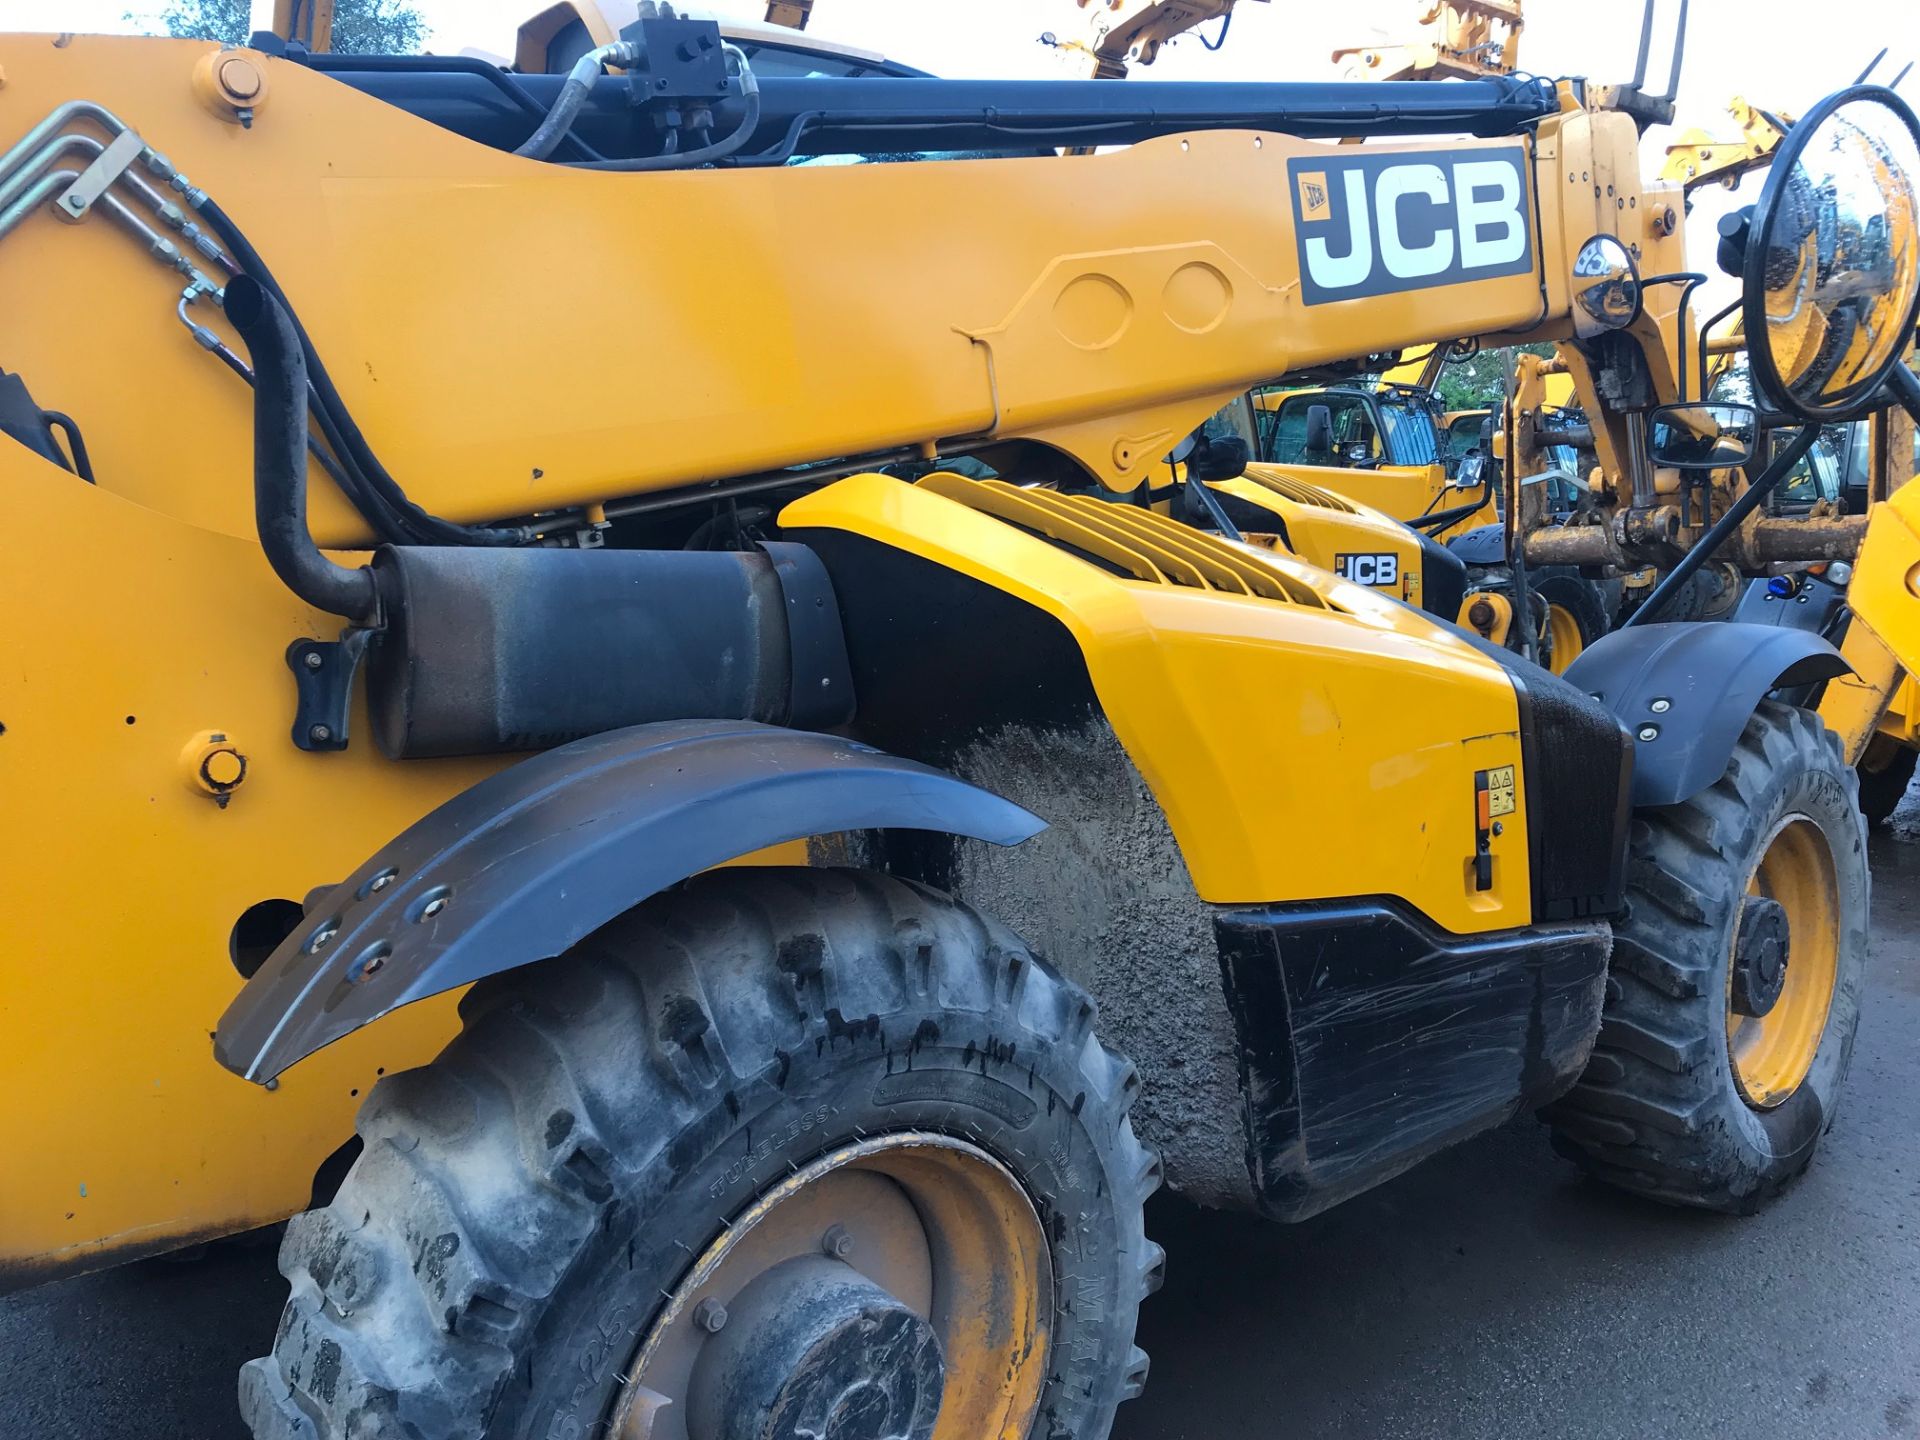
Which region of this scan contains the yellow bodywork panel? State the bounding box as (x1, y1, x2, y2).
(0, 441, 803, 1283)
(1217, 465, 1432, 609)
(1829, 470, 1920, 762)
(0, 446, 485, 1281)
(783, 474, 1532, 930)
(0, 34, 1566, 545)
(1262, 459, 1465, 531)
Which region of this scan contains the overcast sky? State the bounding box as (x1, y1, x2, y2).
(12, 0, 1920, 312)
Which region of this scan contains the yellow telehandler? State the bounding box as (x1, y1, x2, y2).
(3, 5, 1919, 1439)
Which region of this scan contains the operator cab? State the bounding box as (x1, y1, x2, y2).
(1254, 384, 1443, 471)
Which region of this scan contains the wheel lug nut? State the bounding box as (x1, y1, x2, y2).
(822, 1224, 854, 1260)
(693, 1297, 728, 1334)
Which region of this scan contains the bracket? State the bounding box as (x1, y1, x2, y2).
(286, 627, 374, 752)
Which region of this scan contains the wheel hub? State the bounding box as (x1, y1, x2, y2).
(1731, 895, 1791, 1018)
(688, 1256, 944, 1440)
(607, 1132, 1051, 1440)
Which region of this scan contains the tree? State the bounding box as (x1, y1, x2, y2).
(327, 0, 427, 55)
(140, 0, 427, 54)
(144, 0, 248, 42)
(1429, 342, 1556, 413)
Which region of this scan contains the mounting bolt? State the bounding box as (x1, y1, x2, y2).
(1649, 698, 1671, 714)
(1638, 725, 1660, 742)
(693, 1298, 728, 1334)
(304, 650, 324, 670)
(420, 895, 449, 920)
(822, 1224, 855, 1260)
(308, 723, 332, 744)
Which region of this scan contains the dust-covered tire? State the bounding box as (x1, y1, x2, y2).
(239, 867, 1162, 1440)
(1543, 703, 1868, 1213)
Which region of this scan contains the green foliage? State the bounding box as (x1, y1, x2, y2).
(145, 0, 249, 42)
(329, 0, 428, 55)
(140, 0, 426, 53)
(1431, 342, 1556, 413)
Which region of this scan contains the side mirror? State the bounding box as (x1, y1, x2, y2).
(1647, 402, 1758, 469)
(1741, 85, 1920, 420)
(1189, 434, 1250, 482)
(1571, 234, 1643, 339)
(1454, 452, 1486, 487)
(1304, 403, 1333, 454)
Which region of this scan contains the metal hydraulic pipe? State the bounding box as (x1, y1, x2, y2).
(0, 125, 235, 273)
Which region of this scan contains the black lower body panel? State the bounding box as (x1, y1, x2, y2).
(1215, 899, 1611, 1221)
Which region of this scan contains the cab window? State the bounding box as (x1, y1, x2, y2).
(1375, 403, 1440, 467)
(1257, 391, 1381, 467)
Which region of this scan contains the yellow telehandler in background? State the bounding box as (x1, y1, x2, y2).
(5, 3, 1920, 1438)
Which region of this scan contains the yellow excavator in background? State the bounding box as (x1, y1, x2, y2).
(7, 3, 1920, 1439)
(1333, 0, 1524, 83)
(1040, 0, 1268, 79)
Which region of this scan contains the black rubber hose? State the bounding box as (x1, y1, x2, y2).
(42, 411, 94, 484)
(198, 197, 527, 547)
(299, 51, 607, 162)
(572, 88, 762, 171)
(225, 275, 381, 624)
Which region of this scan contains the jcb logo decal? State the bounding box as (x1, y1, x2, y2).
(1289, 147, 1534, 305)
(1297, 171, 1330, 221)
(1335, 552, 1399, 587)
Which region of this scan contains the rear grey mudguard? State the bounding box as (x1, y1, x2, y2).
(1562, 623, 1850, 808)
(214, 720, 1044, 1083)
(1445, 522, 1505, 567)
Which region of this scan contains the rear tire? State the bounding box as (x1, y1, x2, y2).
(1533, 571, 1610, 675)
(240, 868, 1162, 1440)
(1857, 739, 1917, 828)
(1543, 703, 1868, 1213)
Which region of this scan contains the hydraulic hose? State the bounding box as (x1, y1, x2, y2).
(573, 46, 762, 172)
(225, 276, 381, 624)
(515, 40, 641, 160)
(196, 196, 528, 547)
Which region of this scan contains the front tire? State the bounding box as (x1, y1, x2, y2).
(240, 868, 1162, 1440)
(1544, 703, 1868, 1212)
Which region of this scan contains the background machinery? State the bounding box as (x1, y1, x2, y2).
(4, 6, 1920, 1440)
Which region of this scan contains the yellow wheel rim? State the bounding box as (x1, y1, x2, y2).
(1727, 816, 1842, 1108)
(1545, 602, 1585, 674)
(608, 1132, 1051, 1440)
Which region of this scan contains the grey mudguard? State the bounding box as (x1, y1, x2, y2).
(214, 720, 1044, 1083)
(1445, 522, 1506, 566)
(1562, 623, 1850, 808)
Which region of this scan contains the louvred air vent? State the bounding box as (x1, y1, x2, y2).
(919, 474, 1333, 608)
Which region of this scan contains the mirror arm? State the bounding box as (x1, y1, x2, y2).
(1887, 363, 1920, 426)
(1695, 296, 1743, 404)
(1409, 481, 1491, 537)
(1624, 424, 1821, 628)
(1636, 272, 1710, 400)
(1185, 477, 1243, 543)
